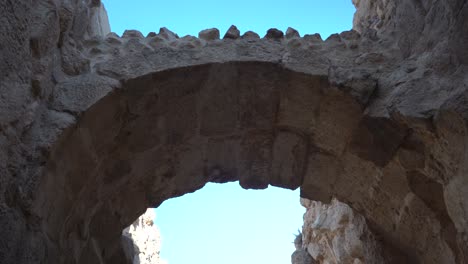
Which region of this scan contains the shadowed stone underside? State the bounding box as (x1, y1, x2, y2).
(33, 61, 466, 264)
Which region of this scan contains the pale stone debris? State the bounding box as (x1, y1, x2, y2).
(122, 209, 167, 264)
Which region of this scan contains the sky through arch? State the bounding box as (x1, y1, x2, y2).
(102, 1, 356, 263)
(103, 0, 355, 39)
(156, 183, 304, 264)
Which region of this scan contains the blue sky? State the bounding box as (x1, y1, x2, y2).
(155, 183, 304, 264)
(103, 0, 355, 39)
(102, 1, 355, 263)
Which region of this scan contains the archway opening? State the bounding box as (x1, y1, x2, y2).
(35, 61, 353, 263)
(34, 59, 460, 264)
(92, 2, 361, 263)
(154, 182, 303, 264)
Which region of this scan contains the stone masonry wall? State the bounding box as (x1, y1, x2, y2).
(1, 0, 468, 263)
(121, 209, 166, 264)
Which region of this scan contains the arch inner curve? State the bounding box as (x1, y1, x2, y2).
(34, 61, 458, 263)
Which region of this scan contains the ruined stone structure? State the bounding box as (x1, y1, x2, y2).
(121, 209, 166, 264)
(301, 198, 385, 263)
(1, 0, 468, 263)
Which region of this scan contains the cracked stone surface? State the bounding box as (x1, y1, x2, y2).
(122, 209, 166, 264)
(1, 0, 468, 263)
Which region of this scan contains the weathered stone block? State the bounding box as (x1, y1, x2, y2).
(271, 131, 307, 190)
(301, 153, 341, 203)
(349, 117, 408, 167)
(277, 74, 324, 132)
(199, 64, 239, 136)
(238, 131, 273, 189)
(205, 137, 241, 183)
(199, 28, 220, 41)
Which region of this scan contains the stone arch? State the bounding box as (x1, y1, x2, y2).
(34, 61, 464, 263)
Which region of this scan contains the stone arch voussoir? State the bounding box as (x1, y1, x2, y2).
(34, 61, 465, 264)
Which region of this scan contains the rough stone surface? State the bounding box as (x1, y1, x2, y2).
(286, 27, 300, 39)
(301, 198, 387, 264)
(242, 31, 260, 39)
(223, 25, 240, 39)
(292, 249, 315, 264)
(1, 0, 468, 263)
(122, 209, 166, 264)
(292, 230, 316, 264)
(158, 27, 178, 41)
(123, 30, 144, 39)
(198, 28, 220, 41)
(265, 28, 284, 39)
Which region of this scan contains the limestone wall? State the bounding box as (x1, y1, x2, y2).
(122, 209, 166, 264)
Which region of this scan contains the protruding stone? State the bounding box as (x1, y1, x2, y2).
(105, 32, 119, 39)
(223, 25, 240, 39)
(146, 32, 157, 38)
(286, 27, 300, 39)
(238, 132, 273, 190)
(122, 30, 144, 39)
(159, 27, 179, 41)
(198, 28, 220, 41)
(325, 33, 341, 42)
(291, 249, 315, 264)
(329, 67, 377, 105)
(241, 31, 260, 39)
(105, 32, 122, 44)
(340, 30, 360, 40)
(303, 33, 322, 42)
(271, 131, 307, 190)
(265, 28, 284, 40)
(325, 33, 345, 48)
